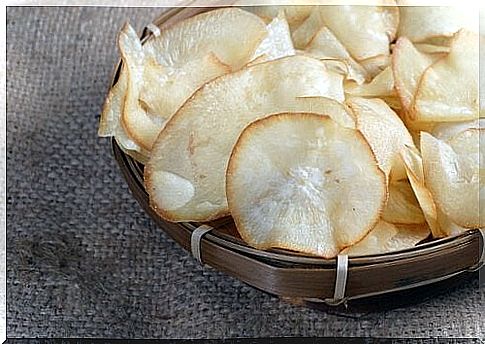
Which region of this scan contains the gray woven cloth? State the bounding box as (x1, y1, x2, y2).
(6, 6, 484, 339)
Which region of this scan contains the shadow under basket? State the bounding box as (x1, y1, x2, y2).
(109, 6, 484, 312)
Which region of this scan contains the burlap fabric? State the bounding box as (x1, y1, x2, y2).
(6, 6, 484, 339)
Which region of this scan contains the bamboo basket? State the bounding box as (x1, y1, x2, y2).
(109, 6, 484, 311)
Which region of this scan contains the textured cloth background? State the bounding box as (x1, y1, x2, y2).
(6, 6, 484, 339)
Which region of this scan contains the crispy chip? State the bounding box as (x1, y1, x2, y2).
(227, 113, 387, 258)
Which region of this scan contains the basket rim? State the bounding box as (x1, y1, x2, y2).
(112, 138, 483, 302)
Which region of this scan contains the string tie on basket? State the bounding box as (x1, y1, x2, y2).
(146, 23, 161, 37)
(304, 254, 349, 306)
(324, 254, 349, 306)
(191, 224, 213, 265)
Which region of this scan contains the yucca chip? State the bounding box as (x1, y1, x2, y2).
(346, 97, 414, 181)
(342, 221, 429, 256)
(421, 131, 483, 228)
(146, 56, 347, 222)
(397, 4, 478, 43)
(227, 113, 387, 258)
(412, 30, 479, 122)
(382, 180, 426, 225)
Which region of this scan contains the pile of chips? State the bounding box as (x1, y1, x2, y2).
(99, 4, 482, 258)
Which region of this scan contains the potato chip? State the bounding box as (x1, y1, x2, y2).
(382, 180, 426, 225)
(142, 8, 267, 70)
(227, 113, 387, 258)
(342, 221, 429, 256)
(145, 55, 346, 222)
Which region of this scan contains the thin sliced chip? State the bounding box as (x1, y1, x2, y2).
(291, 8, 326, 49)
(345, 66, 401, 111)
(304, 26, 368, 84)
(293, 96, 355, 129)
(392, 37, 435, 112)
(337, 4, 399, 57)
(382, 180, 426, 224)
(227, 113, 387, 258)
(400, 145, 444, 237)
(119, 24, 165, 152)
(346, 97, 414, 181)
(415, 43, 450, 56)
(99, 64, 151, 162)
(396, 5, 478, 43)
(359, 54, 391, 80)
(421, 131, 482, 228)
(139, 54, 231, 120)
(292, 4, 398, 61)
(99, 70, 127, 138)
(345, 65, 395, 100)
(431, 119, 484, 142)
(341, 221, 429, 256)
(119, 10, 267, 150)
(142, 8, 267, 70)
(436, 206, 470, 236)
(250, 12, 295, 63)
(413, 30, 479, 122)
(240, 4, 313, 30)
(146, 56, 346, 222)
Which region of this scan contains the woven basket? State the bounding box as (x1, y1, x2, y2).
(109, 6, 484, 311)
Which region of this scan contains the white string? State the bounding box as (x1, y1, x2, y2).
(324, 254, 349, 306)
(190, 225, 213, 265)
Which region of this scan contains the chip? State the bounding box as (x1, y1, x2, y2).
(412, 30, 479, 122)
(292, 4, 398, 63)
(99, 5, 480, 257)
(145, 55, 346, 222)
(304, 26, 368, 84)
(396, 4, 478, 43)
(346, 97, 414, 181)
(382, 180, 426, 225)
(392, 37, 436, 112)
(421, 131, 483, 228)
(250, 12, 296, 64)
(240, 4, 313, 30)
(400, 145, 444, 237)
(341, 221, 429, 256)
(98, 66, 151, 162)
(119, 9, 267, 150)
(344, 66, 400, 110)
(227, 113, 387, 258)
